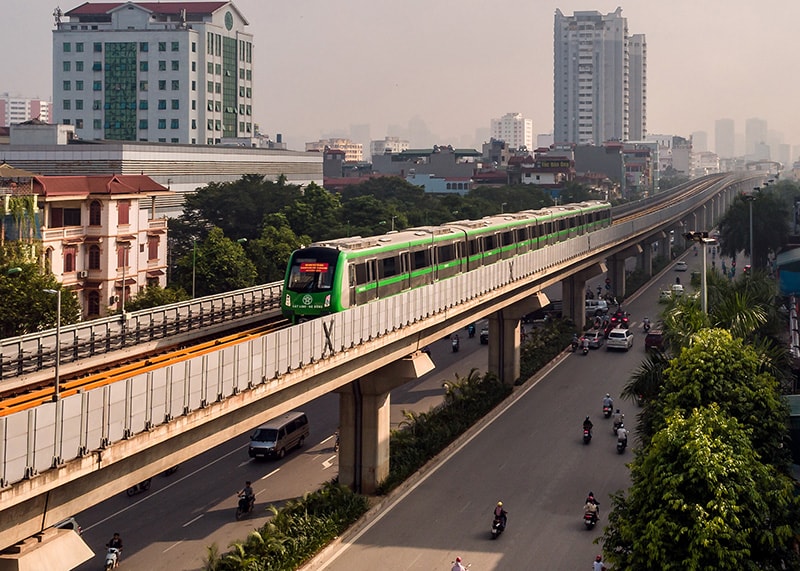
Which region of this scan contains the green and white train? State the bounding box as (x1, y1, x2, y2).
(280, 201, 612, 323)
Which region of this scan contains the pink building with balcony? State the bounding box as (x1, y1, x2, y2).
(30, 174, 172, 318)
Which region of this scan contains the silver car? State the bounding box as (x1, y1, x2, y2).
(583, 329, 605, 349)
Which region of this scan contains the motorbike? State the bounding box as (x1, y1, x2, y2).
(126, 478, 151, 497)
(162, 466, 179, 477)
(467, 324, 476, 338)
(583, 510, 598, 530)
(643, 321, 651, 333)
(104, 547, 120, 570)
(602, 405, 612, 418)
(235, 494, 255, 520)
(491, 514, 506, 539)
(571, 339, 579, 352)
(582, 344, 589, 356)
(583, 428, 592, 444)
(617, 438, 627, 454)
(452, 337, 460, 353)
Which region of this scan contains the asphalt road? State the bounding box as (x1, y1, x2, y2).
(312, 257, 698, 571)
(72, 252, 699, 571)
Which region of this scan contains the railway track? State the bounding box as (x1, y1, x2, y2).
(0, 319, 288, 417)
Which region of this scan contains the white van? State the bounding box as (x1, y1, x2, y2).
(248, 411, 310, 459)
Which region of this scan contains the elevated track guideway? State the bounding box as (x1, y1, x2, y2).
(0, 172, 762, 557)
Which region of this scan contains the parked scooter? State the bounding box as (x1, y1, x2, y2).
(126, 478, 151, 497)
(104, 547, 120, 570)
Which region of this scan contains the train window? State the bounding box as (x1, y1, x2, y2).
(559, 219, 567, 233)
(354, 263, 368, 285)
(412, 249, 430, 270)
(570, 216, 577, 229)
(468, 239, 480, 256)
(485, 234, 497, 251)
(502, 231, 514, 246)
(437, 243, 455, 263)
(380, 256, 399, 278)
(515, 228, 527, 243)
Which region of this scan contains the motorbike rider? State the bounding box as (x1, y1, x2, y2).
(583, 416, 593, 434)
(451, 556, 467, 571)
(572, 333, 579, 350)
(616, 423, 629, 444)
(602, 394, 613, 409)
(493, 501, 508, 529)
(643, 316, 651, 330)
(593, 554, 607, 571)
(581, 336, 590, 351)
(107, 532, 123, 563)
(239, 481, 255, 511)
(612, 409, 624, 431)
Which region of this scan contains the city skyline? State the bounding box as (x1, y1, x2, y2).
(2, 0, 797, 155)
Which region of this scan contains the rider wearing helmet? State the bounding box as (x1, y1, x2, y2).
(493, 501, 508, 529)
(452, 556, 466, 571)
(602, 393, 613, 408)
(583, 416, 594, 432)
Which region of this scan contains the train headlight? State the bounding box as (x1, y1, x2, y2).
(284, 294, 291, 307)
(324, 295, 331, 307)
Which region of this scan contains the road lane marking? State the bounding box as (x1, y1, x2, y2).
(260, 468, 280, 481)
(182, 514, 204, 527)
(237, 460, 250, 468)
(321, 433, 336, 444)
(82, 441, 250, 533)
(163, 540, 184, 553)
(321, 455, 337, 469)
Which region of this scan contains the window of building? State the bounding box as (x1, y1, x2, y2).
(76, 42, 84, 53)
(171, 80, 179, 90)
(93, 118, 102, 129)
(239, 68, 244, 79)
(207, 119, 213, 130)
(89, 201, 102, 225)
(239, 86, 244, 97)
(239, 104, 244, 114)
(171, 118, 179, 129)
(76, 61, 84, 72)
(92, 61, 102, 71)
(52, 207, 81, 226)
(157, 99, 166, 110)
(75, 99, 83, 110)
(140, 61, 148, 72)
(171, 138, 179, 143)
(93, 42, 102, 52)
(118, 201, 130, 225)
(246, 105, 251, 115)
(158, 138, 166, 143)
(239, 121, 244, 132)
(191, 100, 196, 110)
(158, 118, 166, 129)
(93, 81, 102, 91)
(158, 42, 166, 52)
(246, 42, 251, 63)
(171, 99, 179, 110)
(215, 120, 221, 131)
(207, 138, 213, 144)
(75, 119, 83, 129)
(191, 61, 195, 72)
(63, 80, 71, 91)
(240, 40, 245, 61)
(139, 119, 148, 129)
(214, 82, 220, 93)
(245, 87, 251, 98)
(63, 61, 71, 72)
(215, 34, 221, 56)
(171, 60, 179, 71)
(191, 80, 196, 91)
(214, 101, 221, 112)
(158, 60, 166, 71)
(139, 99, 148, 109)
(116, 244, 129, 269)
(171, 41, 179, 52)
(63, 42, 71, 52)
(214, 63, 221, 75)
(158, 80, 166, 90)
(87, 290, 100, 316)
(191, 118, 196, 129)
(139, 81, 148, 91)
(207, 81, 213, 93)
(139, 42, 148, 52)
(207, 32, 213, 54)
(88, 244, 101, 269)
(246, 69, 251, 81)
(206, 62, 213, 75)
(64, 246, 77, 272)
(75, 80, 84, 91)
(63, 99, 71, 110)
(191, 41, 196, 52)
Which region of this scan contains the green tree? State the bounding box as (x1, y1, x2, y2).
(174, 227, 257, 297)
(602, 405, 798, 570)
(0, 262, 81, 339)
(123, 284, 190, 312)
(248, 214, 310, 283)
(718, 191, 789, 269)
(282, 182, 343, 240)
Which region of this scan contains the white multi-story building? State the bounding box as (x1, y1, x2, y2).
(554, 8, 647, 145)
(306, 138, 363, 162)
(52, 1, 254, 145)
(715, 118, 735, 158)
(370, 136, 409, 158)
(490, 112, 533, 151)
(0, 94, 51, 127)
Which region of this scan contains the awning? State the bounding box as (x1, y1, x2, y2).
(83, 281, 103, 289)
(84, 236, 103, 243)
(114, 278, 136, 287)
(146, 229, 166, 235)
(146, 269, 165, 277)
(115, 235, 136, 243)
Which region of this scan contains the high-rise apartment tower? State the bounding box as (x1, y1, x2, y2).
(52, 1, 254, 144)
(714, 118, 735, 158)
(490, 112, 534, 151)
(554, 8, 646, 145)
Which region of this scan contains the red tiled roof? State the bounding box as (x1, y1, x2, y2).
(66, 2, 228, 17)
(32, 174, 170, 196)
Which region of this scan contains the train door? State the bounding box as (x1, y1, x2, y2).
(353, 258, 378, 304)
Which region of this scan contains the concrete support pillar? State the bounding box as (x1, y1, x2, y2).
(561, 274, 585, 329)
(607, 255, 627, 298)
(336, 353, 434, 494)
(658, 231, 670, 259)
(639, 241, 654, 276)
(486, 292, 548, 385)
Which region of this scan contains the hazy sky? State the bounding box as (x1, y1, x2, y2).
(3, 1, 797, 153)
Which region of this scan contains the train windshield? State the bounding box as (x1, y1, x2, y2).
(286, 249, 338, 293)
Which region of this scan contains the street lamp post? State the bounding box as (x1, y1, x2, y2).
(391, 215, 397, 232)
(191, 238, 197, 299)
(501, 202, 507, 214)
(43, 289, 62, 401)
(684, 232, 713, 314)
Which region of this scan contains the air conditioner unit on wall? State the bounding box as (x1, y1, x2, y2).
(110, 295, 120, 304)
(78, 270, 88, 278)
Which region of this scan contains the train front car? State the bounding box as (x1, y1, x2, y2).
(280, 246, 343, 323)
